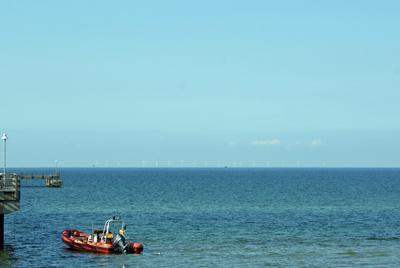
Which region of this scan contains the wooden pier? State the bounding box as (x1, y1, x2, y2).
(0, 172, 62, 248)
(0, 174, 21, 214)
(0, 135, 62, 248)
(0, 173, 21, 248)
(21, 172, 62, 187)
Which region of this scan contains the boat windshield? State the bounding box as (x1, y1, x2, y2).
(91, 215, 126, 243)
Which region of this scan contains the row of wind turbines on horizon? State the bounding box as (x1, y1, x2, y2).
(90, 160, 328, 168)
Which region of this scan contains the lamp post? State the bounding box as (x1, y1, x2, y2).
(1, 134, 7, 185)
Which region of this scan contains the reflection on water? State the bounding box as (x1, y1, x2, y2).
(0, 244, 18, 267)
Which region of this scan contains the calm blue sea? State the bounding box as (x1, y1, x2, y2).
(1, 168, 400, 267)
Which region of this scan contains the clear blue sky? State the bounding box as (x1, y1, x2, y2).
(1, 1, 399, 167)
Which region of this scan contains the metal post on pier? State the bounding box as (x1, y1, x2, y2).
(1, 133, 7, 248)
(1, 134, 7, 186)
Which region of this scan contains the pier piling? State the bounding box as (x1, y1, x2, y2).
(0, 214, 3, 248)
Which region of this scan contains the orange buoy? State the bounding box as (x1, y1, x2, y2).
(129, 242, 143, 253)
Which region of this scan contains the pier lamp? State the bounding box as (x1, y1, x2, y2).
(1, 133, 7, 184)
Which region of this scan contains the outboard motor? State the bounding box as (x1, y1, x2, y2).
(112, 234, 128, 253)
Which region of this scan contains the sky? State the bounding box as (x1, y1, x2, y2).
(1, 1, 399, 168)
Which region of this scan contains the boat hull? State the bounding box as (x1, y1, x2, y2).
(61, 230, 143, 254)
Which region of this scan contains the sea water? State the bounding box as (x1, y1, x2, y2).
(1, 168, 400, 267)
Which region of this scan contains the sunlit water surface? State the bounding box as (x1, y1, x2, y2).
(2, 168, 400, 267)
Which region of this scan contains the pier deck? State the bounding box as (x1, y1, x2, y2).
(21, 172, 60, 180)
(20, 172, 62, 187)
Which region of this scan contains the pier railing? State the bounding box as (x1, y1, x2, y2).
(21, 172, 60, 180)
(0, 174, 21, 214)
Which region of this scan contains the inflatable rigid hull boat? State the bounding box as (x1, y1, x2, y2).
(62, 215, 143, 254)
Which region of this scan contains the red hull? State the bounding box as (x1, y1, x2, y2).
(61, 230, 143, 254)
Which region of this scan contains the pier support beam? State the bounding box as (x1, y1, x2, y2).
(0, 214, 4, 249)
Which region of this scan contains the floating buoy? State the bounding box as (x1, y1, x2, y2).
(128, 242, 143, 253)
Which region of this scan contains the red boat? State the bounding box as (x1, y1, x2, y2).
(62, 215, 143, 254)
